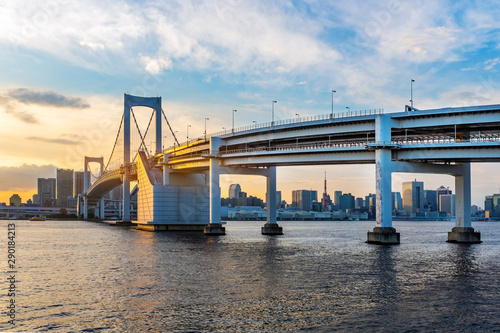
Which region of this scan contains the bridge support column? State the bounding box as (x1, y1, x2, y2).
(448, 163, 481, 243)
(83, 196, 88, 219)
(262, 166, 283, 235)
(123, 175, 131, 222)
(368, 115, 399, 244)
(162, 154, 170, 185)
(204, 137, 225, 235)
(99, 197, 105, 220)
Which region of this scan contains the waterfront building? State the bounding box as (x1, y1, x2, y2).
(292, 189, 318, 211)
(365, 193, 376, 208)
(74, 171, 85, 198)
(339, 193, 355, 211)
(32, 194, 39, 206)
(425, 190, 438, 212)
(392, 192, 402, 212)
(334, 191, 342, 206)
(37, 178, 56, 207)
(439, 194, 455, 217)
(355, 197, 364, 209)
(436, 186, 452, 212)
(57, 169, 74, 207)
(228, 184, 241, 199)
(9, 194, 21, 206)
(402, 180, 425, 216)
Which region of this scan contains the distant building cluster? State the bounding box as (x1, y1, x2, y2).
(220, 178, 499, 221)
(4, 168, 122, 209)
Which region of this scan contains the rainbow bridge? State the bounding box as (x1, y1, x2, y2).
(80, 94, 500, 244)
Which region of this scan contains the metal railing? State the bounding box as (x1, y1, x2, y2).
(176, 108, 384, 146)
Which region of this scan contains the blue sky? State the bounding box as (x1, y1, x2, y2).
(1, 0, 500, 206)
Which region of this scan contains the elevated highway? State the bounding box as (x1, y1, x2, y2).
(83, 94, 500, 244)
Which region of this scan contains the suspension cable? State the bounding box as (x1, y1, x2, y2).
(131, 108, 150, 161)
(162, 108, 180, 146)
(104, 112, 124, 172)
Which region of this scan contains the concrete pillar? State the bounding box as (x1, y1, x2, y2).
(262, 166, 283, 235)
(99, 197, 105, 220)
(83, 196, 88, 219)
(204, 137, 225, 235)
(367, 115, 399, 244)
(448, 163, 481, 243)
(123, 94, 131, 222)
(162, 154, 170, 185)
(155, 98, 162, 154)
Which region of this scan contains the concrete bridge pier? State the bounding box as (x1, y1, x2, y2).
(367, 115, 400, 244)
(262, 166, 283, 235)
(99, 197, 105, 220)
(367, 148, 400, 244)
(448, 163, 481, 243)
(204, 137, 226, 235)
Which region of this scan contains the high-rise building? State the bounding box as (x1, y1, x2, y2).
(32, 194, 39, 206)
(402, 180, 425, 215)
(392, 192, 402, 212)
(276, 191, 282, 208)
(9, 194, 21, 206)
(292, 190, 317, 211)
(74, 171, 85, 198)
(228, 184, 241, 199)
(57, 169, 74, 207)
(339, 193, 355, 211)
(424, 190, 438, 212)
(355, 197, 364, 209)
(439, 194, 455, 217)
(436, 186, 452, 212)
(38, 178, 56, 207)
(365, 193, 376, 208)
(484, 195, 493, 212)
(334, 191, 342, 206)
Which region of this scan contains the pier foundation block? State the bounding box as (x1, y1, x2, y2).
(261, 223, 283, 235)
(367, 227, 400, 245)
(447, 227, 481, 243)
(204, 223, 226, 235)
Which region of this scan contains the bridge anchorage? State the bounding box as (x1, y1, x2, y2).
(82, 94, 500, 243)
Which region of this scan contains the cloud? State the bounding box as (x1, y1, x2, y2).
(484, 57, 500, 71)
(140, 55, 172, 75)
(3, 104, 39, 124)
(0, 164, 57, 192)
(26, 136, 81, 145)
(7, 88, 90, 108)
(296, 81, 307, 85)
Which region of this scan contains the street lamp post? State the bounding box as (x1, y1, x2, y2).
(346, 106, 350, 114)
(186, 125, 191, 145)
(204, 117, 209, 141)
(410, 79, 415, 110)
(331, 90, 336, 118)
(232, 110, 237, 134)
(272, 100, 277, 127)
(253, 120, 257, 129)
(295, 113, 300, 121)
(173, 131, 178, 154)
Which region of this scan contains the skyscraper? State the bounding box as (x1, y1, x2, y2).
(392, 192, 402, 212)
(292, 190, 317, 211)
(38, 178, 56, 207)
(334, 191, 342, 207)
(57, 169, 74, 207)
(402, 180, 425, 215)
(339, 193, 355, 211)
(74, 171, 85, 198)
(436, 185, 452, 212)
(439, 194, 455, 217)
(228, 184, 241, 199)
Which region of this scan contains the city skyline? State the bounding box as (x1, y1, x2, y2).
(2, 1, 500, 207)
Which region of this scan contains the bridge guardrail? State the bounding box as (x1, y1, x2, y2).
(174, 108, 384, 146)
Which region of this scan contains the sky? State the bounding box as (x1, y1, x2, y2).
(1, 0, 500, 207)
